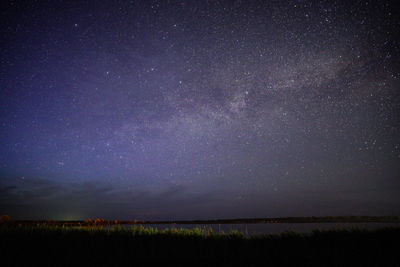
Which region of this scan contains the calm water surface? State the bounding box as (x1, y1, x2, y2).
(115, 223, 399, 235)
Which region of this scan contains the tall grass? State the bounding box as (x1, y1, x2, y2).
(1, 223, 399, 266)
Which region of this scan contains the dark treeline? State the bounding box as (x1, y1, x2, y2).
(148, 216, 400, 225)
(2, 215, 400, 226)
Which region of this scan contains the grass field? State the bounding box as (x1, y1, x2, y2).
(1, 222, 398, 266)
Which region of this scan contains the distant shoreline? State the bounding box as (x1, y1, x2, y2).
(3, 216, 400, 226)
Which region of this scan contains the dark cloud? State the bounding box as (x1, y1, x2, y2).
(0, 179, 223, 220)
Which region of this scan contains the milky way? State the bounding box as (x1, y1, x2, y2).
(1, 0, 399, 220)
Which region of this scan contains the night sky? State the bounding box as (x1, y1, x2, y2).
(1, 0, 399, 220)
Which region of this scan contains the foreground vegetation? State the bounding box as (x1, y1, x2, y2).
(1, 223, 399, 266)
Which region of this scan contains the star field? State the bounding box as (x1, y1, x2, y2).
(1, 0, 399, 220)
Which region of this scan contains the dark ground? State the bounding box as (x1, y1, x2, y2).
(0, 223, 398, 266)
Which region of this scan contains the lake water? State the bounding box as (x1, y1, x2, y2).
(114, 223, 399, 235)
